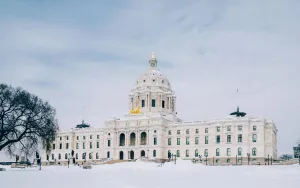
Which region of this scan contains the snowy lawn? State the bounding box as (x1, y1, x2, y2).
(1, 160, 300, 188)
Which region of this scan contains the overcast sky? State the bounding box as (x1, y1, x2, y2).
(1, 0, 300, 158)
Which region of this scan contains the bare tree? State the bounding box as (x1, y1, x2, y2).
(0, 83, 59, 157)
(279, 154, 293, 160)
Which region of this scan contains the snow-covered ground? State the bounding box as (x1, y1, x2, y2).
(1, 160, 300, 188)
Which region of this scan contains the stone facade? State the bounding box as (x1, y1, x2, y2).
(43, 53, 278, 165)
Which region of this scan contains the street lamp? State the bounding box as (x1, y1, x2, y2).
(199, 155, 202, 163)
(247, 153, 250, 165)
(68, 153, 70, 168)
(205, 153, 208, 166)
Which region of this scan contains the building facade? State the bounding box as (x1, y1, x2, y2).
(43, 53, 278, 165)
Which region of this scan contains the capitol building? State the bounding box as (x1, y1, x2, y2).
(43, 53, 278, 165)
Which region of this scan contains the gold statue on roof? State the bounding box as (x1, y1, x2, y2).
(151, 52, 155, 58)
(130, 106, 141, 114)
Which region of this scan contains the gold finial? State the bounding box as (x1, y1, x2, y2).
(151, 52, 155, 58)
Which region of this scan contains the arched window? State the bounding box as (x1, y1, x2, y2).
(238, 147, 242, 156)
(119, 133, 125, 146)
(107, 151, 110, 158)
(65, 153, 68, 159)
(195, 149, 199, 157)
(89, 153, 92, 159)
(140, 132, 147, 145)
(76, 153, 78, 159)
(58, 153, 61, 160)
(204, 149, 208, 156)
(252, 148, 257, 156)
(176, 150, 180, 157)
(153, 150, 156, 157)
(82, 153, 85, 159)
(96, 153, 99, 159)
(227, 148, 231, 156)
(186, 150, 189, 157)
(186, 129, 190, 134)
(216, 148, 220, 156)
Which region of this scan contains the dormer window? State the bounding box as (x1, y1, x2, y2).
(153, 79, 155, 82)
(143, 80, 146, 83)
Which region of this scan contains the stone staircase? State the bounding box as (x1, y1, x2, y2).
(102, 160, 129, 165)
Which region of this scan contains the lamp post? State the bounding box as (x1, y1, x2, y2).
(236, 155, 237, 165)
(199, 155, 202, 163)
(68, 153, 70, 168)
(268, 154, 270, 165)
(205, 153, 208, 166)
(247, 153, 250, 165)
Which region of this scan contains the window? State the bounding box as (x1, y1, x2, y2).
(205, 128, 208, 133)
(204, 149, 208, 156)
(196, 129, 199, 134)
(90, 135, 92, 139)
(252, 134, 257, 142)
(186, 150, 189, 157)
(216, 148, 220, 156)
(60, 137, 62, 141)
(97, 135, 100, 139)
(65, 153, 68, 159)
(96, 153, 99, 159)
(154, 137, 157, 145)
(53, 144, 55, 150)
(153, 150, 156, 157)
(60, 143, 62, 149)
(89, 153, 92, 159)
(168, 130, 171, 135)
(66, 136, 69, 140)
(177, 138, 180, 145)
(177, 130, 180, 135)
(154, 130, 156, 133)
(186, 129, 190, 134)
(83, 136, 86, 140)
(108, 140, 111, 147)
(90, 142, 92, 149)
(83, 142, 86, 149)
(168, 138, 172, 145)
(238, 134, 242, 143)
(227, 126, 231, 131)
(142, 100, 145, 107)
(227, 148, 231, 156)
(107, 151, 110, 158)
(216, 159, 220, 164)
(205, 136, 208, 144)
(58, 154, 61, 160)
(76, 136, 79, 140)
(216, 135, 220, 144)
(252, 148, 257, 156)
(216, 127, 220, 132)
(162, 100, 165, 108)
(76, 143, 79, 149)
(238, 148, 242, 156)
(176, 150, 180, 157)
(75, 153, 78, 159)
(227, 135, 231, 143)
(186, 137, 190, 145)
(52, 154, 54, 160)
(152, 99, 156, 107)
(238, 126, 243, 131)
(253, 126, 257, 131)
(227, 159, 231, 163)
(195, 137, 199, 145)
(97, 142, 99, 148)
(195, 149, 199, 157)
(66, 143, 69, 149)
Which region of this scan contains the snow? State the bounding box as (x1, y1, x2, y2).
(1, 160, 300, 188)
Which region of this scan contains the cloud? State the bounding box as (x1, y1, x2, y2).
(0, 0, 300, 158)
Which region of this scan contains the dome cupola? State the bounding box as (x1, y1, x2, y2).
(129, 53, 176, 116)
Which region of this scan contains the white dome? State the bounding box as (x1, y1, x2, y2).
(133, 69, 172, 91)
